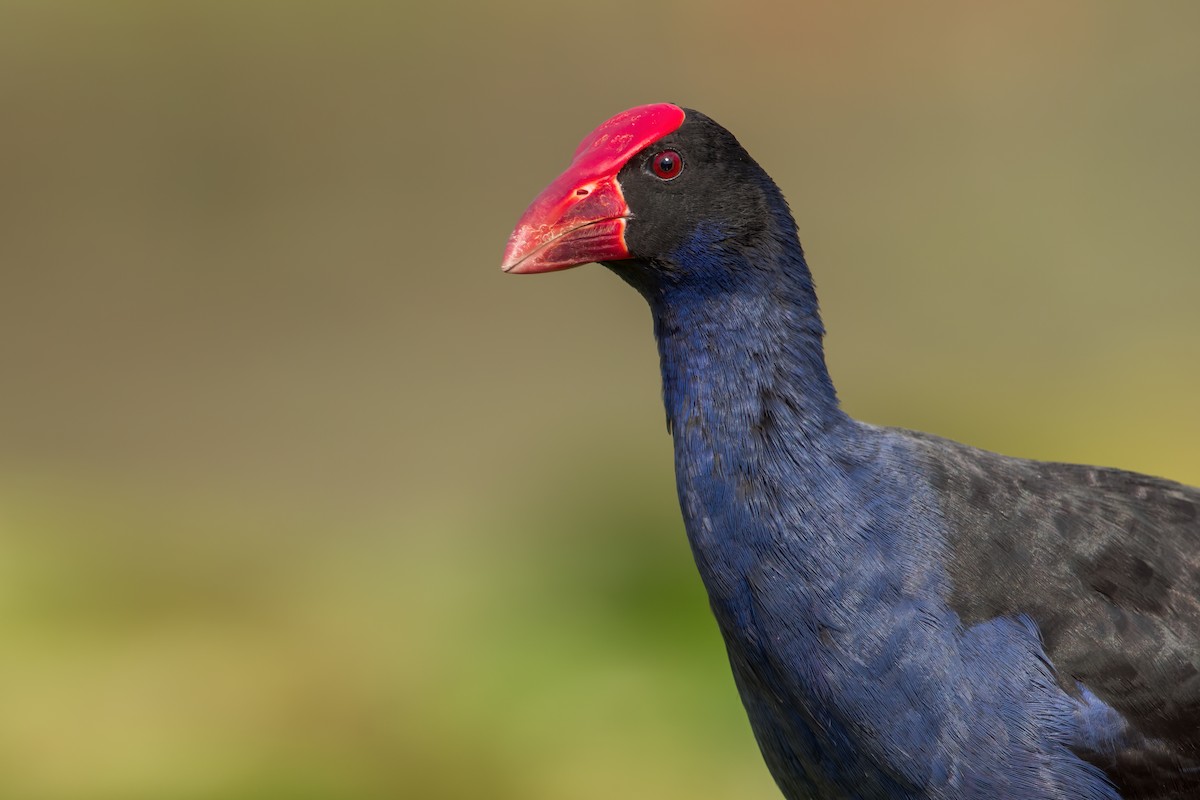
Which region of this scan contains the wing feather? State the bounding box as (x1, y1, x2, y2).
(904, 430, 1200, 797)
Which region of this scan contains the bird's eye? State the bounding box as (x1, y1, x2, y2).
(651, 150, 683, 180)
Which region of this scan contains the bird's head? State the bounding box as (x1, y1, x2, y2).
(501, 104, 794, 296)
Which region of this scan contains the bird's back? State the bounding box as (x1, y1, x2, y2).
(903, 429, 1200, 798)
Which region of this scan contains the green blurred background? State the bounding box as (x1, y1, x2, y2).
(2, 2, 1198, 798)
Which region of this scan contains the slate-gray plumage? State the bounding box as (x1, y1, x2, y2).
(913, 430, 1200, 797)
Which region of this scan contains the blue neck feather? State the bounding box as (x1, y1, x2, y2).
(629, 201, 857, 603)
(629, 213, 942, 797)
(642, 200, 843, 439)
(610, 194, 1121, 799)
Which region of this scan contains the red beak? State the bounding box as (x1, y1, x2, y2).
(500, 172, 631, 274)
(501, 103, 686, 274)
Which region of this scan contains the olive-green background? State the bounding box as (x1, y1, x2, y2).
(2, 2, 1198, 798)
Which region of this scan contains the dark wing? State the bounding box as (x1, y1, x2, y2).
(903, 429, 1200, 798)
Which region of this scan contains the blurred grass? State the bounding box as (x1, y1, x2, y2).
(0, 461, 775, 799)
(1, 1, 1198, 798)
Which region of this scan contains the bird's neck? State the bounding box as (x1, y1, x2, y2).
(613, 221, 854, 616)
(620, 229, 965, 797)
(641, 231, 844, 452)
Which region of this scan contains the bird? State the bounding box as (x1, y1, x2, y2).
(500, 103, 1200, 799)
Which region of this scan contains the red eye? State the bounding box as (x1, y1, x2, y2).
(651, 150, 683, 180)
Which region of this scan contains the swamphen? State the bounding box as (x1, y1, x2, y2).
(501, 103, 1200, 799)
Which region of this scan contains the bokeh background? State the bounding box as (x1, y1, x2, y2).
(2, 2, 1198, 798)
